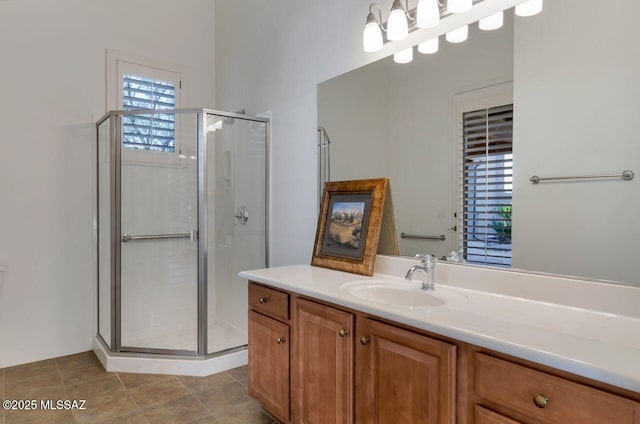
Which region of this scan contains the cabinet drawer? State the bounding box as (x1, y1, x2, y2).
(475, 405, 521, 424)
(249, 282, 289, 321)
(476, 353, 638, 424)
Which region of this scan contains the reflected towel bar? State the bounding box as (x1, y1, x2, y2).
(401, 233, 446, 241)
(121, 231, 196, 242)
(530, 170, 634, 184)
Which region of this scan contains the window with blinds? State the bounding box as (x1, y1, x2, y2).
(122, 75, 176, 152)
(461, 104, 513, 267)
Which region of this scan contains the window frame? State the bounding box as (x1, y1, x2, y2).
(106, 50, 185, 166)
(452, 82, 513, 267)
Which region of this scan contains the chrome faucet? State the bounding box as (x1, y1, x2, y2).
(405, 254, 436, 291)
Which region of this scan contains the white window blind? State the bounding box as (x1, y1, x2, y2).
(122, 75, 176, 152)
(461, 104, 513, 266)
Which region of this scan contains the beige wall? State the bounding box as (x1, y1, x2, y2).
(0, 0, 215, 368)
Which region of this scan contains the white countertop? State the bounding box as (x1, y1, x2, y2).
(240, 260, 640, 393)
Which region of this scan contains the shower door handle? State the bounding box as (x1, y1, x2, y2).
(121, 231, 198, 242)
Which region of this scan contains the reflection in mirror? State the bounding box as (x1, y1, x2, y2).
(320, 15, 514, 262)
(318, 0, 640, 286)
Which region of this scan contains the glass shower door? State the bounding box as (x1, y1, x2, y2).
(119, 112, 199, 353)
(206, 113, 267, 354)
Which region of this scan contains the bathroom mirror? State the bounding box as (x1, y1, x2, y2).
(317, 1, 640, 286)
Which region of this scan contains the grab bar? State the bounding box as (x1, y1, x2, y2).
(401, 233, 446, 241)
(530, 170, 634, 184)
(121, 230, 197, 243)
(317, 127, 331, 209)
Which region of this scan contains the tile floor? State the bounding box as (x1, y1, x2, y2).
(0, 351, 276, 424)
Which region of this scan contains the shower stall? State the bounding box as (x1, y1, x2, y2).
(96, 109, 268, 363)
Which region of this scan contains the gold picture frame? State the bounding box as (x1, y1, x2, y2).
(311, 178, 389, 276)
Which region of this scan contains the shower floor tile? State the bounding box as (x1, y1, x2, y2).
(0, 353, 275, 424)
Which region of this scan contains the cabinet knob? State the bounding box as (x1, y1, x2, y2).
(259, 297, 267, 304)
(276, 337, 285, 344)
(533, 394, 548, 409)
(338, 329, 349, 338)
(360, 336, 370, 345)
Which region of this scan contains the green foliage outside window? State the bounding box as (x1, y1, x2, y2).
(489, 205, 512, 242)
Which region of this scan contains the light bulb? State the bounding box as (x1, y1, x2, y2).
(418, 37, 439, 54)
(387, 0, 409, 41)
(446, 25, 468, 43)
(515, 0, 543, 17)
(394, 47, 413, 64)
(479, 11, 504, 30)
(416, 0, 440, 29)
(447, 0, 472, 14)
(363, 14, 383, 52)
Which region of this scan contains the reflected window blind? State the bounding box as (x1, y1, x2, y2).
(461, 104, 513, 267)
(122, 75, 176, 152)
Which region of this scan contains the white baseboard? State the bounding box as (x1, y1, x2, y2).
(93, 337, 247, 376)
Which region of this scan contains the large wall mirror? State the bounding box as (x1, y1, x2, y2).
(318, 0, 639, 286)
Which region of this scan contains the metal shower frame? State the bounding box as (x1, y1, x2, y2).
(95, 108, 270, 358)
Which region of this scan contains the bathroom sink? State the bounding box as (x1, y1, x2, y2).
(340, 279, 466, 308)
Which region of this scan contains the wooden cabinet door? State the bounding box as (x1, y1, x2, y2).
(248, 310, 289, 422)
(475, 406, 522, 424)
(292, 298, 354, 424)
(357, 319, 456, 424)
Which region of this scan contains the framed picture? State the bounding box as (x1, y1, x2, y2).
(311, 178, 389, 276)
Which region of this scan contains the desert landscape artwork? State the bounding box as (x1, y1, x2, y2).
(326, 201, 366, 249)
(312, 178, 389, 276)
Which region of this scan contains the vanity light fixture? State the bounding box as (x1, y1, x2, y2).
(394, 46, 414, 63)
(387, 0, 410, 40)
(515, 0, 543, 17)
(361, 0, 480, 54)
(363, 0, 441, 52)
(479, 10, 504, 30)
(418, 36, 439, 54)
(416, 0, 440, 28)
(447, 0, 472, 14)
(362, 0, 542, 61)
(446, 24, 468, 43)
(363, 4, 384, 52)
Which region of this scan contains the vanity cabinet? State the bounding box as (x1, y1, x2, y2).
(247, 281, 640, 424)
(473, 353, 640, 424)
(357, 318, 456, 423)
(248, 282, 456, 423)
(248, 284, 290, 423)
(474, 406, 522, 424)
(292, 298, 354, 424)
